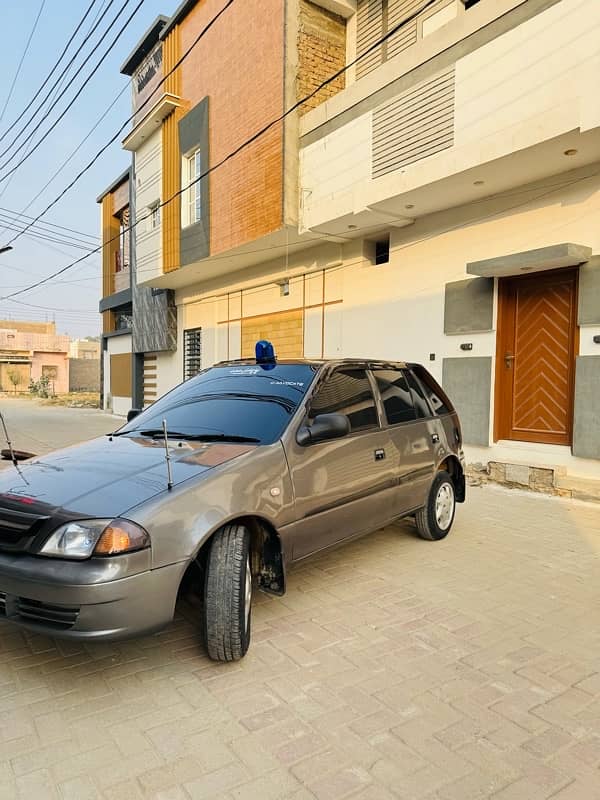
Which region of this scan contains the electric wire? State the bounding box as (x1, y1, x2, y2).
(2, 0, 595, 304)
(0, 0, 100, 142)
(0, 0, 144, 175)
(0, 0, 47, 126)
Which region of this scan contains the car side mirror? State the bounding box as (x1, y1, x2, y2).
(127, 408, 142, 423)
(297, 413, 351, 446)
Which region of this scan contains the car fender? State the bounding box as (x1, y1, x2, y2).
(126, 441, 295, 569)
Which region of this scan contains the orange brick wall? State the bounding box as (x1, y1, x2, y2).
(178, 0, 285, 257)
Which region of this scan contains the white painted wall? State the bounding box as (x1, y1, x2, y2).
(104, 333, 132, 416)
(301, 0, 600, 232)
(135, 129, 162, 284)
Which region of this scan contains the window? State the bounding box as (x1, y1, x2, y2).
(183, 149, 202, 227)
(150, 203, 161, 230)
(373, 370, 416, 425)
(118, 364, 318, 445)
(309, 369, 378, 432)
(183, 327, 203, 381)
(118, 208, 130, 270)
(404, 369, 431, 418)
(375, 235, 390, 265)
(411, 365, 452, 415)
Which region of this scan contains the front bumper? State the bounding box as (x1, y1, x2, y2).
(0, 552, 185, 640)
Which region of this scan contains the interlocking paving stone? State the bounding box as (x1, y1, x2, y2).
(0, 429, 599, 800)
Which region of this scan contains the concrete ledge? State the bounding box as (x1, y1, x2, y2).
(467, 243, 592, 278)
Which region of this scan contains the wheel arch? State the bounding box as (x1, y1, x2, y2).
(185, 514, 286, 597)
(437, 455, 466, 503)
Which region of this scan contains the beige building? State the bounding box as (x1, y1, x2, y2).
(103, 0, 600, 482)
(0, 320, 70, 394)
(69, 339, 101, 360)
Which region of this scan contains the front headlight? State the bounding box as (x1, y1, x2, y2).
(39, 519, 150, 560)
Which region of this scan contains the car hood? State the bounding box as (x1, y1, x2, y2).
(0, 435, 257, 518)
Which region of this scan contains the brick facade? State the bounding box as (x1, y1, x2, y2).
(297, 0, 346, 115)
(176, 0, 285, 257)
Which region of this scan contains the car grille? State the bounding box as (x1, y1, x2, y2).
(0, 591, 79, 630)
(0, 507, 49, 553)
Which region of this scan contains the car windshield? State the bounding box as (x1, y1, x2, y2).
(117, 363, 319, 445)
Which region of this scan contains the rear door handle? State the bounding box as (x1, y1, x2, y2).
(374, 448, 386, 461)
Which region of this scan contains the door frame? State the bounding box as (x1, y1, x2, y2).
(493, 267, 579, 446)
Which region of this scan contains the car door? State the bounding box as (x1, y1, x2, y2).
(284, 367, 397, 560)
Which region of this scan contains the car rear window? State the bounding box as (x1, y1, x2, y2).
(118, 363, 318, 444)
(411, 366, 453, 416)
(372, 370, 416, 425)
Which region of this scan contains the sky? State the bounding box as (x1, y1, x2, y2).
(0, 0, 175, 338)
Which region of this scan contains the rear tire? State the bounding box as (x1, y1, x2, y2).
(415, 470, 455, 541)
(204, 524, 252, 662)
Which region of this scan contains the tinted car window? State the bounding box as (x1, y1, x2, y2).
(411, 366, 452, 416)
(118, 364, 318, 444)
(373, 370, 416, 425)
(404, 370, 431, 418)
(309, 369, 378, 432)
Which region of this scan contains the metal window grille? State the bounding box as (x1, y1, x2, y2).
(183, 327, 202, 381)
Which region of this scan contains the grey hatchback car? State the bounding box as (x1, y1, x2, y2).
(0, 343, 465, 661)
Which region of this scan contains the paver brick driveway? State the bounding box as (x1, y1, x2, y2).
(1, 477, 600, 799)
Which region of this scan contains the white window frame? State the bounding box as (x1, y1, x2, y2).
(182, 148, 202, 228)
(149, 201, 161, 230)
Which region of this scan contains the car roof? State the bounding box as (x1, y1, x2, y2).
(215, 358, 410, 370)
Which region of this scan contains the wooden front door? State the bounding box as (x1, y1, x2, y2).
(495, 268, 578, 445)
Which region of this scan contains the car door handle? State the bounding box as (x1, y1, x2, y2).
(374, 448, 386, 461)
(431, 433, 440, 444)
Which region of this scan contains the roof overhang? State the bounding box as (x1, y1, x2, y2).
(121, 16, 169, 76)
(96, 167, 131, 204)
(122, 93, 183, 151)
(467, 243, 593, 278)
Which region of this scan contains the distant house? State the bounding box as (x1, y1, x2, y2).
(69, 338, 101, 360)
(0, 320, 70, 394)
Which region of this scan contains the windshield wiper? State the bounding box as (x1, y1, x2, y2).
(134, 429, 260, 443)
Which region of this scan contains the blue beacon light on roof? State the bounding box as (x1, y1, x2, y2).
(255, 340, 276, 365)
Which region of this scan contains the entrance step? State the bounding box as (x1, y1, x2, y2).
(467, 460, 600, 502)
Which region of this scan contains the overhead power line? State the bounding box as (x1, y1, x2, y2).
(0, 0, 47, 127)
(5, 0, 583, 308)
(3, 0, 237, 249)
(0, 0, 144, 175)
(0, 218, 97, 252)
(0, 0, 440, 284)
(0, 207, 98, 243)
(0, 0, 99, 143)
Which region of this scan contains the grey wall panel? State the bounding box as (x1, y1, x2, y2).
(179, 97, 210, 265)
(442, 357, 492, 446)
(578, 256, 600, 326)
(573, 356, 600, 460)
(444, 277, 494, 334)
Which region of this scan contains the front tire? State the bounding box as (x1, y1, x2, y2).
(415, 470, 456, 541)
(204, 524, 252, 662)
